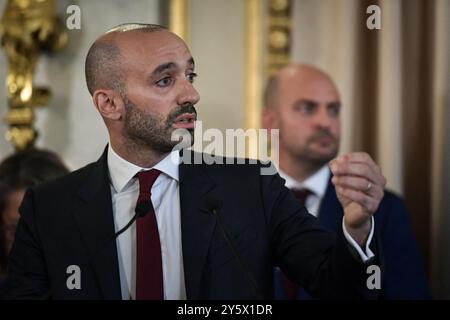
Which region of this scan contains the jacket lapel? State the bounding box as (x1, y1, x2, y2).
(72, 147, 122, 299)
(179, 154, 217, 299)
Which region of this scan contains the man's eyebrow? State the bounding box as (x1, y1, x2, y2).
(150, 58, 195, 78)
(295, 99, 319, 105)
(151, 62, 176, 77)
(326, 101, 341, 108)
(294, 99, 341, 106)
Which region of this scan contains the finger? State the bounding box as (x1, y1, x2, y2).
(335, 179, 385, 203)
(334, 152, 381, 175)
(330, 155, 387, 188)
(332, 175, 384, 198)
(330, 162, 382, 185)
(335, 152, 376, 168)
(336, 186, 381, 214)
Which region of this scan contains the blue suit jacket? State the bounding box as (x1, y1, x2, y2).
(275, 177, 431, 299)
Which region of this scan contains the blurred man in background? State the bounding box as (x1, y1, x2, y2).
(262, 63, 431, 299)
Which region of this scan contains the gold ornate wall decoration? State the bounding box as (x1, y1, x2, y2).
(267, 0, 291, 76)
(169, 0, 190, 44)
(245, 0, 263, 158)
(0, 0, 67, 151)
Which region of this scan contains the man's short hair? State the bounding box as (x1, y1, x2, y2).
(0, 149, 69, 274)
(84, 23, 167, 96)
(0, 149, 69, 214)
(263, 74, 280, 110)
(106, 23, 166, 34)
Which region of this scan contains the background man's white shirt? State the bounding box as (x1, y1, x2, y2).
(277, 165, 375, 262)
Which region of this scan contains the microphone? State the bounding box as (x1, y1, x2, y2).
(114, 201, 152, 238)
(204, 195, 263, 299)
(93, 200, 152, 258)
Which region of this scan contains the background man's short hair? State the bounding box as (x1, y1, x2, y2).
(263, 75, 280, 109)
(0, 148, 69, 204)
(0, 149, 69, 274)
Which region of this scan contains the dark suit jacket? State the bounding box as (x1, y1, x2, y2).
(275, 178, 431, 299)
(5, 149, 377, 299)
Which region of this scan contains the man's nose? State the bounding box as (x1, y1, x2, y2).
(314, 106, 332, 128)
(177, 79, 200, 106)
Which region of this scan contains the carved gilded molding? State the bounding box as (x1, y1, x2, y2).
(244, 0, 263, 158)
(267, 0, 291, 76)
(169, 0, 190, 43)
(0, 0, 67, 150)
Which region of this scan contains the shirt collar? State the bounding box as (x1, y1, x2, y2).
(107, 144, 180, 193)
(277, 164, 330, 200)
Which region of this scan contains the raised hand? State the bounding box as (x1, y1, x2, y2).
(329, 152, 387, 246)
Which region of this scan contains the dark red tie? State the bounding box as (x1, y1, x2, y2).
(135, 169, 163, 300)
(291, 188, 312, 206)
(280, 188, 313, 299)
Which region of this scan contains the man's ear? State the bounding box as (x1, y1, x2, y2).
(92, 89, 124, 121)
(261, 107, 277, 132)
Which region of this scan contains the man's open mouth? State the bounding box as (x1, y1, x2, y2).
(172, 113, 196, 129)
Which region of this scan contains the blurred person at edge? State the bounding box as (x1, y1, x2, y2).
(0, 149, 69, 294)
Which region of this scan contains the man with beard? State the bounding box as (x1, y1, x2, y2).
(6, 24, 386, 300)
(262, 64, 430, 299)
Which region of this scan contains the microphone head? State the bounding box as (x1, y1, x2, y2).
(135, 201, 152, 218)
(205, 195, 223, 213)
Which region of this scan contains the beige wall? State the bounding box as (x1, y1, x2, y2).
(188, 0, 246, 155)
(189, 0, 246, 132)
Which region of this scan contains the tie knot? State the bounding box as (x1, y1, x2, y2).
(291, 188, 313, 204)
(136, 169, 161, 194)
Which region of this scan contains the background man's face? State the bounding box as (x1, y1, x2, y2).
(119, 31, 200, 152)
(2, 189, 24, 255)
(274, 70, 341, 166)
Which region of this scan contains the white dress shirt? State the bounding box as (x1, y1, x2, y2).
(107, 146, 186, 300)
(277, 165, 375, 262)
(278, 165, 330, 218)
